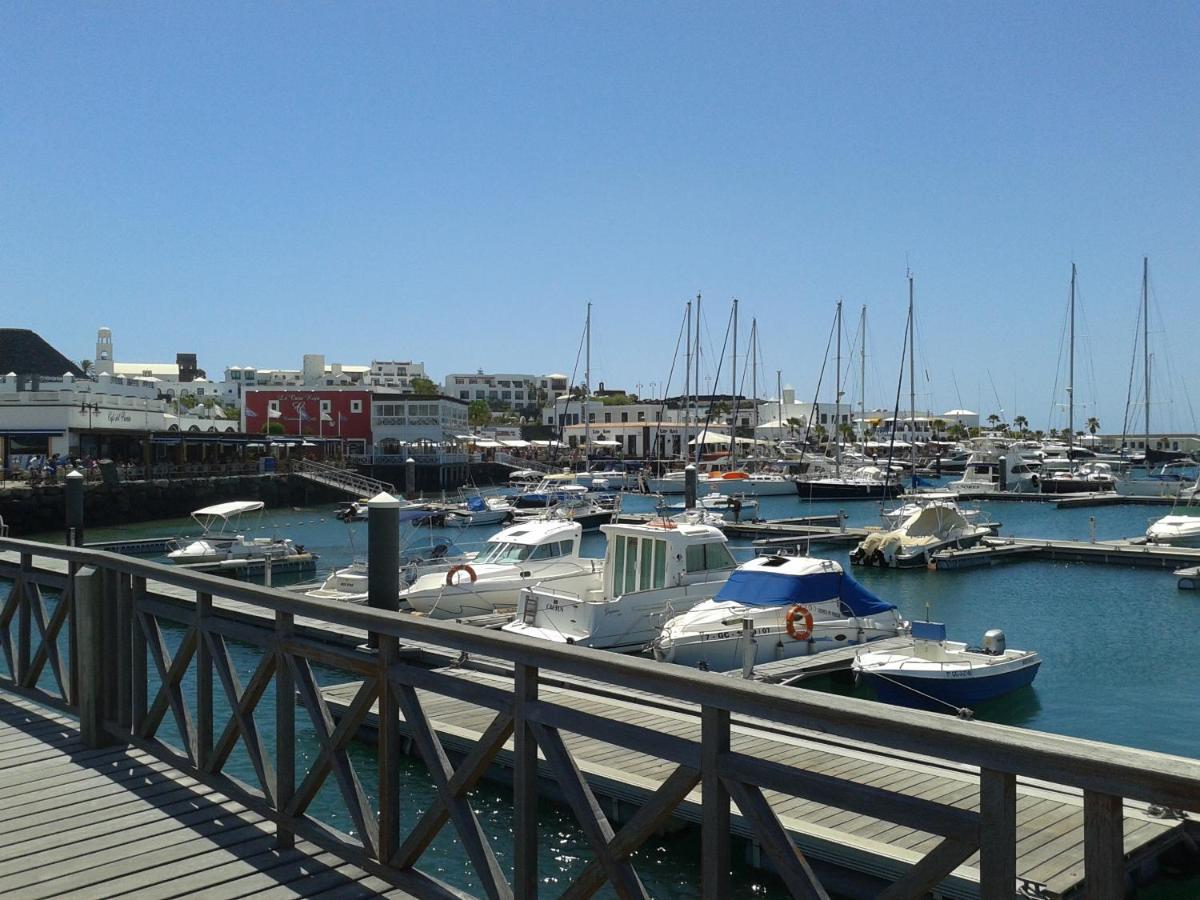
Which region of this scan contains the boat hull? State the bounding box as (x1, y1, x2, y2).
(862, 658, 1041, 709)
(795, 480, 898, 501)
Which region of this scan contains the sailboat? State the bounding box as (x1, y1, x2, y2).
(794, 297, 902, 501)
(1039, 264, 1117, 494)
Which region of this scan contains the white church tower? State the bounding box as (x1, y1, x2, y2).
(95, 327, 115, 375)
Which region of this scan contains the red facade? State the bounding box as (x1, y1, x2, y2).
(243, 390, 372, 443)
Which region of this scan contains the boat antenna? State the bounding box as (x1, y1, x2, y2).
(883, 276, 912, 490)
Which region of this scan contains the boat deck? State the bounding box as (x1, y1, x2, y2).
(0, 692, 417, 900)
(727, 635, 916, 682)
(321, 669, 1187, 899)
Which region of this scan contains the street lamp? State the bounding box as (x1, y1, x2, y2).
(80, 401, 100, 429)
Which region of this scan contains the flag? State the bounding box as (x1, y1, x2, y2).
(268, 408, 282, 419)
(338, 412, 347, 423)
(296, 407, 310, 421)
(244, 408, 258, 418)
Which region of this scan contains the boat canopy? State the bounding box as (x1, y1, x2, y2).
(714, 568, 896, 617)
(193, 501, 265, 519)
(466, 496, 487, 512)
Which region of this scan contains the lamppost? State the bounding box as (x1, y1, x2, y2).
(79, 401, 100, 461)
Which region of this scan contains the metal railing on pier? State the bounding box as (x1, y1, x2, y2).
(293, 459, 395, 497)
(0, 535, 1198, 899)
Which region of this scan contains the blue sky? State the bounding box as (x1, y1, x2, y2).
(3, 3, 1197, 433)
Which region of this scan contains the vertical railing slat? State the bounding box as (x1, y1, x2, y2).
(701, 706, 731, 900)
(513, 663, 539, 899)
(115, 571, 133, 729)
(378, 636, 401, 864)
(275, 609, 295, 849)
(1084, 790, 1125, 900)
(979, 768, 1016, 899)
(130, 575, 147, 731)
(16, 553, 31, 685)
(195, 591, 213, 769)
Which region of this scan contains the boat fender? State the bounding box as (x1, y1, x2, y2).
(785, 604, 814, 641)
(445, 564, 477, 586)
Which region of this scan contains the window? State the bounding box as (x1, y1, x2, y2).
(320, 400, 331, 413)
(613, 537, 625, 593)
(686, 542, 736, 573)
(620, 412, 628, 423)
(604, 413, 612, 423)
(268, 400, 279, 412)
(639, 538, 653, 589)
(460, 391, 469, 399)
(622, 537, 638, 596)
(652, 540, 667, 588)
(588, 413, 596, 423)
(350, 399, 362, 413)
(628, 435, 637, 454)
(637, 411, 645, 422)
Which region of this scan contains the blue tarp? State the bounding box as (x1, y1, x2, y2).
(714, 569, 896, 617)
(467, 496, 487, 512)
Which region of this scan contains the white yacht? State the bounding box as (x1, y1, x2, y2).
(946, 452, 1039, 495)
(300, 543, 477, 604)
(1146, 514, 1200, 547)
(166, 501, 305, 565)
(653, 555, 904, 671)
(502, 518, 738, 652)
(850, 503, 992, 569)
(402, 519, 601, 619)
(645, 469, 796, 496)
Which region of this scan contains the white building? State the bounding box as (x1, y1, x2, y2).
(444, 372, 570, 408)
(220, 356, 427, 406)
(93, 327, 220, 403)
(369, 394, 469, 455)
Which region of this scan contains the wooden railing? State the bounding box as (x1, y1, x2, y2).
(1, 535, 1198, 899)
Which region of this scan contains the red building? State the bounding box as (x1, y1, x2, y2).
(242, 389, 372, 454)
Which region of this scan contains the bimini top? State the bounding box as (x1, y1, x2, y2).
(192, 500, 265, 519)
(714, 554, 896, 617)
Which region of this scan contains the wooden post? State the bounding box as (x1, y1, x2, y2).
(979, 768, 1016, 899)
(75, 565, 117, 748)
(513, 663, 539, 899)
(275, 609, 295, 849)
(130, 575, 147, 731)
(195, 591, 213, 769)
(378, 635, 401, 864)
(1083, 790, 1125, 900)
(16, 552, 31, 684)
(701, 705, 731, 900)
(100, 568, 119, 727)
(115, 572, 133, 729)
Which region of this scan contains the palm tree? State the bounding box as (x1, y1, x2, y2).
(931, 419, 947, 441)
(986, 413, 1001, 430)
(812, 424, 828, 447)
(1013, 415, 1029, 438)
(785, 417, 804, 439)
(1086, 417, 1100, 436)
(838, 422, 856, 445)
(79, 359, 94, 377)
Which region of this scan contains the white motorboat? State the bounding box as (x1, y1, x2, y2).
(645, 469, 796, 496)
(445, 495, 517, 527)
(166, 501, 305, 565)
(881, 493, 986, 529)
(1039, 461, 1119, 494)
(402, 519, 601, 619)
(946, 452, 1039, 495)
(502, 518, 738, 652)
(853, 621, 1041, 711)
(301, 544, 478, 603)
(663, 490, 758, 521)
(336, 496, 428, 521)
(850, 503, 992, 569)
(1146, 514, 1200, 547)
(508, 469, 544, 485)
(653, 555, 904, 671)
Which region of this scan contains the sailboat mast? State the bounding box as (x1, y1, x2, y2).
(695, 293, 702, 463)
(1068, 263, 1076, 454)
(1143, 256, 1150, 471)
(908, 276, 916, 488)
(835, 298, 842, 477)
(684, 299, 692, 462)
(731, 297, 739, 467)
(777, 369, 783, 449)
(584, 301, 592, 463)
(751, 318, 759, 451)
(860, 305, 867, 435)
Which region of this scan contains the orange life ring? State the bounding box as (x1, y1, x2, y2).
(445, 564, 477, 586)
(785, 604, 814, 641)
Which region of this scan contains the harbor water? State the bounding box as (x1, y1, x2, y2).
(11, 485, 1200, 896)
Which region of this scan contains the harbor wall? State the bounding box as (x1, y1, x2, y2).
(0, 474, 345, 536)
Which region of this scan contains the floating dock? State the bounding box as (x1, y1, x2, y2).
(934, 537, 1200, 571)
(723, 635, 916, 683)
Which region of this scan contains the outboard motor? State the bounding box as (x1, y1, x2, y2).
(981, 629, 1006, 655)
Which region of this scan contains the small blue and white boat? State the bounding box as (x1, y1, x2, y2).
(853, 621, 1041, 711)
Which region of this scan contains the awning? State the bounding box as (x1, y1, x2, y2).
(0, 429, 64, 437)
(501, 439, 531, 448)
(589, 439, 621, 447)
(473, 439, 503, 448)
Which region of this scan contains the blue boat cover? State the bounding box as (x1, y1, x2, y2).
(467, 496, 487, 512)
(714, 569, 897, 617)
(911, 620, 947, 641)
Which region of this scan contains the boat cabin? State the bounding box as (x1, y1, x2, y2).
(598, 520, 735, 599)
(474, 519, 583, 566)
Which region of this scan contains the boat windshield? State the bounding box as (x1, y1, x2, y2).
(479, 542, 535, 565)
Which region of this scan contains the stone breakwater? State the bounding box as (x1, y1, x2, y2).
(0, 474, 346, 536)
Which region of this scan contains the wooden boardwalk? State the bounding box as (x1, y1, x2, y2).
(0, 692, 416, 900)
(322, 669, 1187, 899)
